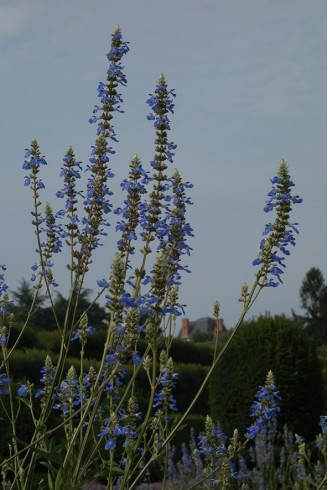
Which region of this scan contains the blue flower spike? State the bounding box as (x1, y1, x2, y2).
(253, 160, 302, 287)
(79, 26, 129, 273)
(246, 370, 281, 439)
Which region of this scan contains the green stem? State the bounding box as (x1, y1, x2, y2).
(317, 475, 327, 490)
(120, 341, 158, 488)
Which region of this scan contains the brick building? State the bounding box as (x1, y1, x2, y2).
(179, 316, 226, 341)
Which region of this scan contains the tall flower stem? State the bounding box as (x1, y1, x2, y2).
(119, 342, 159, 489)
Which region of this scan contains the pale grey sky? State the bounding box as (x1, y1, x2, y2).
(0, 0, 326, 327)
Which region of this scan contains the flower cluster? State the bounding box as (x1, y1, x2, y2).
(35, 355, 56, 410)
(98, 408, 139, 452)
(115, 155, 150, 257)
(146, 75, 176, 136)
(142, 75, 176, 239)
(71, 312, 95, 344)
(22, 140, 47, 191)
(0, 265, 9, 313)
(253, 160, 302, 287)
(0, 265, 8, 297)
(246, 370, 281, 439)
(22, 141, 65, 287)
(55, 147, 82, 272)
(33, 201, 64, 287)
(319, 415, 327, 435)
(153, 352, 179, 414)
(23, 140, 49, 283)
(160, 170, 193, 285)
(76, 27, 130, 274)
(316, 415, 327, 450)
(89, 25, 129, 136)
(53, 365, 81, 417)
(0, 326, 7, 345)
(197, 416, 227, 462)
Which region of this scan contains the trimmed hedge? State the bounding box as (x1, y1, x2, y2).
(162, 338, 214, 366)
(174, 363, 209, 413)
(8, 349, 101, 384)
(9, 326, 215, 368)
(7, 347, 209, 416)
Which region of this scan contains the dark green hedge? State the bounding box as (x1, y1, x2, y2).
(8, 326, 215, 367)
(161, 338, 214, 365)
(8, 348, 101, 384)
(174, 363, 209, 413)
(6, 347, 210, 416)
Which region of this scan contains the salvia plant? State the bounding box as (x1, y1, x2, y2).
(0, 26, 324, 490)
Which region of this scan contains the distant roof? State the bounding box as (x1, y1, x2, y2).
(189, 317, 217, 335)
(178, 316, 224, 337)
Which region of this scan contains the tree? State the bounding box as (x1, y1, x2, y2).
(52, 288, 106, 330)
(11, 278, 45, 322)
(11, 280, 106, 331)
(295, 267, 327, 345)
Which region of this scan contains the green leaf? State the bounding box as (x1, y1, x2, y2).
(48, 472, 55, 490)
(94, 461, 124, 478)
(32, 447, 63, 465)
(54, 467, 64, 490)
(35, 423, 48, 433)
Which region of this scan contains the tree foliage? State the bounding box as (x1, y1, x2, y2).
(11, 278, 44, 321)
(11, 279, 106, 330)
(295, 267, 327, 345)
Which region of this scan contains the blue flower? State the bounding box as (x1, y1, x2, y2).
(97, 278, 109, 288)
(153, 363, 179, 412)
(0, 265, 8, 298)
(53, 370, 81, 416)
(246, 371, 281, 439)
(105, 438, 116, 450)
(106, 354, 117, 365)
(0, 374, 10, 395)
(23, 140, 47, 193)
(315, 415, 327, 450)
(18, 385, 28, 397)
(132, 352, 143, 366)
(319, 415, 327, 435)
(71, 326, 95, 342)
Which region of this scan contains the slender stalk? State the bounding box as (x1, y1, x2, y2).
(119, 340, 158, 488)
